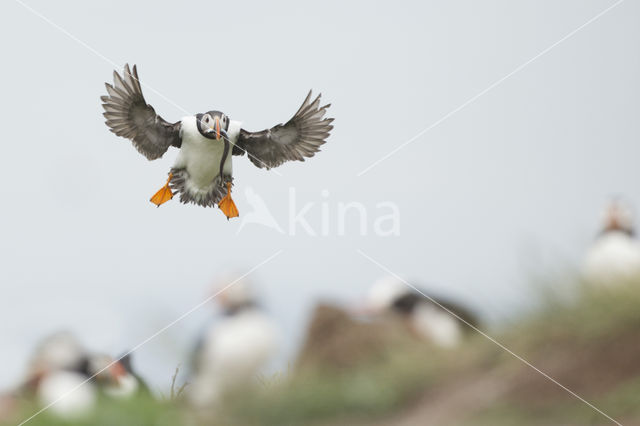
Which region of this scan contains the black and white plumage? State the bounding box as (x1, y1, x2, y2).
(101, 64, 334, 215)
(87, 353, 149, 400)
(31, 353, 148, 419)
(187, 277, 279, 408)
(19, 332, 96, 420)
(362, 277, 479, 348)
(583, 200, 640, 286)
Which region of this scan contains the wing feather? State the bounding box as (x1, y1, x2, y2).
(101, 64, 181, 160)
(233, 91, 334, 169)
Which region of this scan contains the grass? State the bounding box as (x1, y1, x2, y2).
(10, 394, 183, 426)
(469, 375, 640, 426)
(5, 277, 640, 425)
(231, 348, 443, 425)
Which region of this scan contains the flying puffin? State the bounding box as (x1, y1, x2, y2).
(583, 199, 640, 286)
(101, 64, 334, 219)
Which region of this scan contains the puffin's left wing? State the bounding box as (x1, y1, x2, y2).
(101, 64, 181, 160)
(233, 91, 333, 169)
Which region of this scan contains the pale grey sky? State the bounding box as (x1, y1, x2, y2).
(1, 0, 639, 389)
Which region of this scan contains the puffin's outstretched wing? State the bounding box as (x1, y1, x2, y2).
(233, 91, 334, 169)
(101, 64, 181, 160)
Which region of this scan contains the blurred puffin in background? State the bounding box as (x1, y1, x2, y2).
(358, 277, 479, 348)
(87, 353, 149, 400)
(101, 64, 334, 219)
(16, 332, 150, 420)
(23, 331, 88, 384)
(188, 275, 279, 408)
(583, 199, 640, 286)
(19, 331, 96, 420)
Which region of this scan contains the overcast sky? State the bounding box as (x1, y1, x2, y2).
(1, 0, 639, 389)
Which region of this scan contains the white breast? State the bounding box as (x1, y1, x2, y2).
(187, 309, 278, 407)
(103, 374, 139, 399)
(583, 232, 640, 286)
(412, 303, 463, 348)
(173, 117, 242, 191)
(37, 371, 96, 419)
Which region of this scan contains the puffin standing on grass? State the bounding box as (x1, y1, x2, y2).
(101, 64, 334, 219)
(583, 200, 640, 286)
(87, 353, 150, 399)
(188, 276, 279, 408)
(20, 332, 96, 420)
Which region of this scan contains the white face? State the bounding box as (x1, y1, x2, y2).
(197, 112, 229, 140)
(217, 279, 253, 311)
(603, 201, 635, 233)
(32, 332, 85, 371)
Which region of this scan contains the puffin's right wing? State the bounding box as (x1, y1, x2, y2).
(101, 64, 181, 160)
(233, 91, 334, 169)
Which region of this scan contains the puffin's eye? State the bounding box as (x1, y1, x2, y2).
(204, 116, 210, 123)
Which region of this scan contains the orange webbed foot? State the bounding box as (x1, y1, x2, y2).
(150, 173, 174, 207)
(218, 181, 239, 220)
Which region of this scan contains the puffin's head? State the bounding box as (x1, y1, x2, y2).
(351, 276, 409, 316)
(88, 354, 140, 398)
(211, 272, 257, 315)
(602, 199, 635, 236)
(196, 110, 229, 140)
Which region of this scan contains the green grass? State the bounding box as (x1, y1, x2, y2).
(7, 278, 640, 426)
(231, 348, 443, 425)
(10, 394, 183, 426)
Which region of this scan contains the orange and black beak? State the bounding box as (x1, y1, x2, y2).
(109, 361, 127, 384)
(215, 116, 221, 140)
